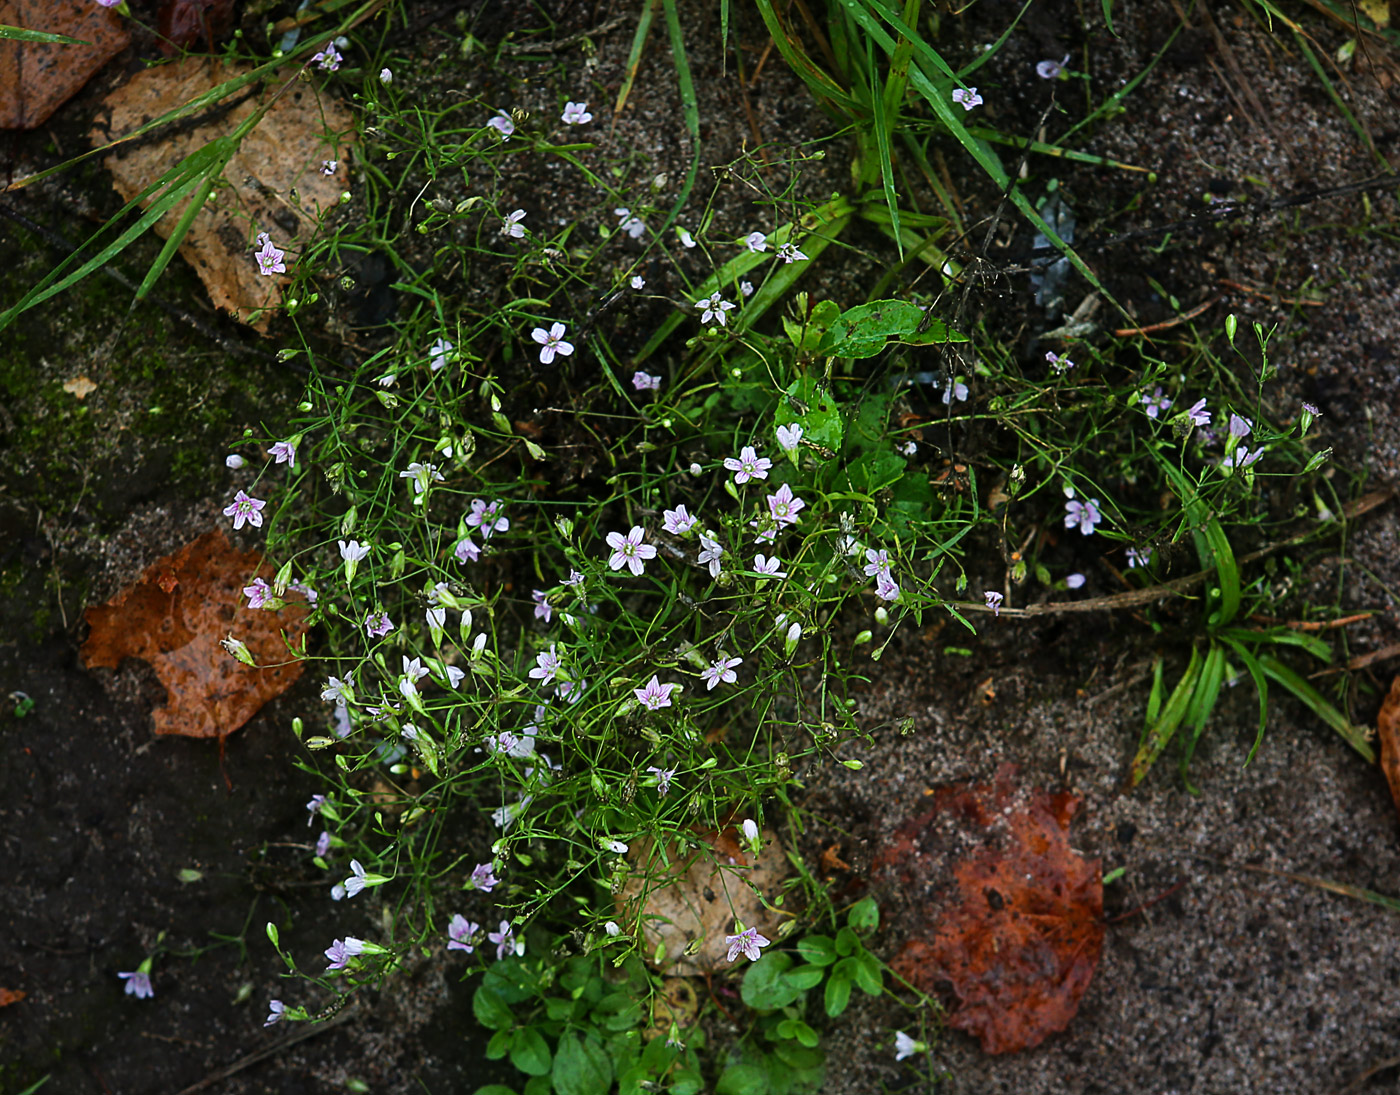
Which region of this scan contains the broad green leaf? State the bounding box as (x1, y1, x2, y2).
(784, 964, 826, 990)
(471, 1087, 519, 1095)
(778, 377, 844, 454)
(741, 950, 801, 1009)
(795, 935, 837, 966)
(823, 972, 853, 1017)
(717, 1063, 770, 1095)
(846, 896, 880, 930)
(472, 986, 516, 1030)
(510, 1028, 552, 1076)
(553, 1033, 613, 1095)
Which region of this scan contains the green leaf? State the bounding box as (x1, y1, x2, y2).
(473, 987, 516, 1031)
(816, 299, 958, 358)
(824, 972, 853, 1017)
(553, 1033, 613, 1095)
(1102, 0, 1117, 35)
(834, 927, 858, 956)
(511, 1028, 552, 1076)
(846, 896, 880, 930)
(772, 1042, 824, 1071)
(795, 935, 837, 966)
(784, 964, 826, 990)
(717, 1063, 770, 1095)
(778, 377, 844, 454)
(1129, 645, 1203, 788)
(0, 23, 89, 44)
(486, 1029, 513, 1060)
(1258, 654, 1375, 763)
(471, 1086, 519, 1095)
(741, 951, 801, 1009)
(853, 951, 883, 996)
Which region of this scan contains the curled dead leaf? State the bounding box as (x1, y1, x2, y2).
(873, 763, 1103, 1054)
(62, 375, 97, 400)
(617, 824, 788, 976)
(81, 529, 307, 739)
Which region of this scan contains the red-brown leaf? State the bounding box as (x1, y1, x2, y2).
(81, 529, 307, 739)
(0, 0, 129, 130)
(1376, 675, 1400, 820)
(873, 763, 1103, 1054)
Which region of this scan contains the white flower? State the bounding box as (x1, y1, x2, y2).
(630, 274, 645, 289)
(744, 231, 768, 252)
(741, 818, 759, 843)
(894, 1031, 920, 1061)
(379, 67, 393, 84)
(604, 921, 621, 937)
(561, 100, 592, 125)
(531, 322, 575, 365)
(696, 291, 735, 326)
(951, 86, 983, 111)
(776, 423, 803, 451)
(428, 337, 453, 371)
(776, 241, 808, 263)
(225, 454, 245, 468)
(502, 209, 526, 238)
(677, 226, 697, 248)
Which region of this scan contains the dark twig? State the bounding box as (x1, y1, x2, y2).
(170, 1004, 359, 1095)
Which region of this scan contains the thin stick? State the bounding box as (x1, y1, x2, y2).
(170, 1006, 358, 1095)
(1111, 296, 1218, 337)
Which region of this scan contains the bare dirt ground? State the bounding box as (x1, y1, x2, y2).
(3, 1, 1399, 1093)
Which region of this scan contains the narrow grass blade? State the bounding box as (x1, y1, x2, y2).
(138, 145, 234, 300)
(754, 0, 860, 116)
(1102, 0, 1117, 36)
(1199, 518, 1241, 628)
(661, 0, 698, 138)
(965, 128, 1149, 173)
(1129, 644, 1202, 788)
(1219, 637, 1269, 764)
(1179, 642, 1227, 790)
(0, 24, 88, 44)
(1257, 654, 1374, 763)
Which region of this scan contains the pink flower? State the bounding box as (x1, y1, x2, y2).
(312, 45, 342, 71)
(447, 914, 479, 953)
(254, 237, 285, 276)
(531, 322, 574, 365)
(467, 499, 509, 538)
(269, 439, 297, 466)
(875, 573, 901, 601)
(454, 537, 481, 564)
(487, 112, 514, 139)
(364, 611, 393, 637)
(1064, 492, 1102, 535)
(634, 675, 674, 711)
(632, 370, 661, 392)
(118, 968, 153, 998)
(320, 159, 337, 176)
(951, 86, 982, 111)
(662, 505, 697, 535)
(243, 577, 272, 609)
(984, 591, 1003, 616)
(529, 645, 562, 682)
(561, 101, 592, 124)
(697, 292, 735, 326)
(776, 423, 803, 451)
(766, 483, 805, 527)
(469, 863, 499, 891)
(646, 766, 676, 795)
(724, 925, 770, 963)
(606, 526, 657, 576)
(700, 654, 742, 690)
(744, 231, 768, 252)
(724, 445, 771, 484)
(488, 920, 522, 960)
(324, 937, 364, 970)
(752, 554, 786, 578)
(697, 535, 724, 578)
(223, 490, 266, 530)
(531, 589, 553, 623)
(863, 548, 891, 579)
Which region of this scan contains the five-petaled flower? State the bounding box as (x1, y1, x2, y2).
(634, 675, 674, 711)
(724, 445, 771, 484)
(744, 231, 768, 252)
(724, 925, 771, 963)
(1185, 398, 1211, 427)
(697, 534, 724, 578)
(223, 490, 266, 530)
(531, 589, 552, 623)
(752, 554, 787, 578)
(324, 937, 365, 970)
(312, 45, 341, 71)
(776, 241, 808, 264)
(863, 548, 892, 579)
(487, 111, 514, 139)
(646, 766, 677, 795)
(265, 1000, 286, 1027)
(118, 967, 153, 999)
(531, 322, 574, 364)
(561, 101, 592, 124)
(529, 645, 563, 682)
(662, 505, 697, 535)
(447, 915, 479, 953)
(255, 236, 286, 276)
(766, 483, 805, 527)
(365, 611, 393, 638)
(951, 86, 982, 110)
(1046, 350, 1074, 372)
(630, 274, 645, 289)
(467, 499, 509, 538)
(320, 676, 351, 703)
(632, 370, 661, 392)
(343, 860, 369, 898)
(697, 291, 736, 327)
(894, 1031, 921, 1061)
(776, 423, 803, 452)
(429, 337, 453, 370)
(1064, 491, 1103, 535)
(399, 461, 445, 496)
(469, 862, 499, 891)
(488, 920, 523, 960)
(984, 591, 1003, 616)
(615, 207, 646, 239)
(701, 654, 742, 691)
(502, 209, 526, 238)
(606, 526, 657, 576)
(320, 159, 337, 176)
(244, 577, 272, 610)
(1142, 387, 1173, 419)
(269, 439, 297, 466)
(1223, 445, 1263, 470)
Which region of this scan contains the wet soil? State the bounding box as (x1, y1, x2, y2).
(3, 1, 1400, 1094)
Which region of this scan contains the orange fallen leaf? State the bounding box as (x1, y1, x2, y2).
(81, 529, 307, 739)
(89, 57, 353, 331)
(0, 987, 25, 1007)
(874, 763, 1103, 1054)
(62, 375, 97, 399)
(1376, 676, 1400, 821)
(0, 0, 129, 130)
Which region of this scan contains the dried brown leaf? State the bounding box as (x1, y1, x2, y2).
(89, 57, 353, 331)
(874, 763, 1103, 1054)
(617, 825, 788, 976)
(0, 0, 129, 129)
(1376, 675, 1400, 820)
(81, 529, 307, 739)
